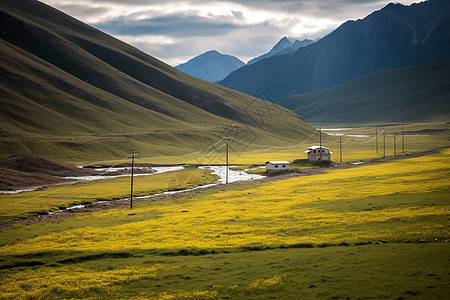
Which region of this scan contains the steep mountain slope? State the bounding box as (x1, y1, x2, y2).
(0, 0, 315, 163)
(220, 0, 450, 100)
(247, 37, 293, 65)
(175, 50, 245, 82)
(277, 39, 314, 56)
(279, 62, 450, 123)
(247, 37, 313, 65)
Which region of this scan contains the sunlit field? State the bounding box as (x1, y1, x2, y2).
(2, 149, 448, 253)
(0, 145, 448, 299)
(1, 0, 449, 297)
(2, 123, 447, 223)
(0, 168, 218, 220)
(97, 122, 450, 165)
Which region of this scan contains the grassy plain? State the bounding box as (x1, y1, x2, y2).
(77, 122, 449, 167)
(0, 244, 447, 299)
(0, 168, 218, 221)
(0, 146, 448, 299)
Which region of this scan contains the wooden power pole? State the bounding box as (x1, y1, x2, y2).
(339, 135, 342, 163)
(130, 151, 138, 209)
(225, 137, 229, 184)
(394, 134, 397, 157)
(376, 127, 378, 154)
(402, 124, 405, 154)
(319, 126, 323, 165)
(383, 129, 386, 159)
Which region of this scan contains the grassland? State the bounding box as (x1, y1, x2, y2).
(1, 2, 449, 298)
(90, 122, 449, 166)
(1, 244, 447, 300)
(0, 168, 218, 221)
(0, 147, 448, 299)
(4, 123, 446, 222)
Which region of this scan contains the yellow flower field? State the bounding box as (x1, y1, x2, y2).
(0, 264, 193, 300)
(1, 149, 448, 254)
(0, 168, 218, 220)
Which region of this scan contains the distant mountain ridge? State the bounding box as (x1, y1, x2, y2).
(279, 62, 450, 123)
(247, 37, 314, 65)
(176, 37, 314, 82)
(219, 0, 450, 100)
(175, 50, 245, 82)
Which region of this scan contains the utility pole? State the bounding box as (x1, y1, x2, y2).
(376, 127, 378, 154)
(129, 151, 138, 209)
(225, 137, 229, 184)
(383, 129, 386, 159)
(339, 135, 342, 163)
(402, 124, 405, 154)
(319, 126, 323, 165)
(394, 134, 397, 157)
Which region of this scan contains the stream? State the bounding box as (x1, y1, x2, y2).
(42, 165, 265, 213)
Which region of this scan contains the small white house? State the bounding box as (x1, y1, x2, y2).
(265, 161, 290, 174)
(305, 146, 332, 162)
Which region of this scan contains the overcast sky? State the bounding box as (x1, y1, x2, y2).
(40, 0, 420, 66)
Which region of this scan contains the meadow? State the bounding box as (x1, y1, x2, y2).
(3, 122, 446, 223)
(0, 168, 219, 221)
(2, 2, 449, 298)
(0, 143, 448, 299)
(94, 122, 450, 165)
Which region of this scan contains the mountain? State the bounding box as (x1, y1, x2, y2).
(220, 0, 450, 101)
(278, 39, 315, 56)
(247, 37, 313, 65)
(248, 37, 293, 65)
(175, 50, 245, 82)
(0, 0, 316, 163)
(176, 38, 314, 82)
(278, 62, 450, 124)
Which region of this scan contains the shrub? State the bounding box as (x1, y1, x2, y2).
(287, 243, 314, 249)
(317, 243, 336, 248)
(291, 159, 309, 166)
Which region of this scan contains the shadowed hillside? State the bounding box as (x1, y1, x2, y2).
(279, 62, 450, 123)
(0, 0, 315, 163)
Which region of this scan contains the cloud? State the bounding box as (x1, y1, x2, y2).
(39, 0, 421, 65)
(95, 14, 243, 37)
(116, 21, 288, 66)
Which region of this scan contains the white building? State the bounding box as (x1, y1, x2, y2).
(265, 161, 290, 174)
(305, 146, 332, 162)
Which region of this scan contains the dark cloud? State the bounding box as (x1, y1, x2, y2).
(46, 3, 109, 20)
(94, 14, 243, 37)
(118, 20, 288, 65)
(40, 0, 419, 65)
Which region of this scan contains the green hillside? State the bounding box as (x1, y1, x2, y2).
(279, 62, 450, 124)
(0, 0, 315, 163)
